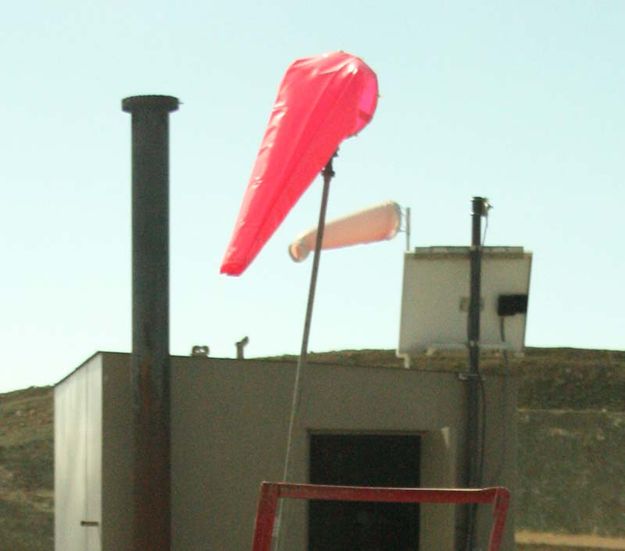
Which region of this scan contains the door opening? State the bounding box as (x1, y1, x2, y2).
(309, 433, 420, 551)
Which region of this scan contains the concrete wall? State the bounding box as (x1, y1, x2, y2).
(54, 353, 102, 551)
(55, 353, 517, 551)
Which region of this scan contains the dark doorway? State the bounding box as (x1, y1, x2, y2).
(309, 433, 420, 551)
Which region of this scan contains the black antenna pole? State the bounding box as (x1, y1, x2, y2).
(462, 196, 488, 551)
(122, 94, 179, 551)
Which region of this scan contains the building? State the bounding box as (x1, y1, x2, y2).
(55, 350, 517, 550)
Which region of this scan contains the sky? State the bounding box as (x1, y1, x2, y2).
(1, 1, 624, 392)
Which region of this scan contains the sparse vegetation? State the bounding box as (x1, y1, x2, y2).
(0, 386, 53, 551)
(1, 348, 624, 550)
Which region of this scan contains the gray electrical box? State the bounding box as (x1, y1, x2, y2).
(397, 246, 532, 367)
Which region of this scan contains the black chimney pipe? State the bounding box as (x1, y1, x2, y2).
(122, 94, 179, 551)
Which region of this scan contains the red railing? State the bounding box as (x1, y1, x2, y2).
(251, 482, 510, 551)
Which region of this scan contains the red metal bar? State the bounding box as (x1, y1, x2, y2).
(251, 482, 510, 551)
(487, 487, 511, 551)
(251, 484, 279, 551)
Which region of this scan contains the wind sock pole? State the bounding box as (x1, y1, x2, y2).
(282, 151, 335, 481)
(276, 151, 337, 549)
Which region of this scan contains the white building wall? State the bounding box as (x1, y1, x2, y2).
(54, 353, 102, 551)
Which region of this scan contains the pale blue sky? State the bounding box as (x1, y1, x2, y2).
(1, 1, 624, 392)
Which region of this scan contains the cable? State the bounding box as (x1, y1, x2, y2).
(486, 316, 511, 486)
(481, 208, 490, 246)
(499, 316, 507, 352)
(464, 371, 488, 551)
(477, 375, 487, 487)
(473, 200, 490, 486)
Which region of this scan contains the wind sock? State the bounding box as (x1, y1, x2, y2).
(220, 51, 378, 276)
(289, 201, 401, 262)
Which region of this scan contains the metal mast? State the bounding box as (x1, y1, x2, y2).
(463, 196, 489, 550)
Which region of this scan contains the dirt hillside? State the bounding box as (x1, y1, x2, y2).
(1, 347, 624, 550)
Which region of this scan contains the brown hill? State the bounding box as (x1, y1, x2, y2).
(0, 386, 53, 551)
(1, 347, 624, 550)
